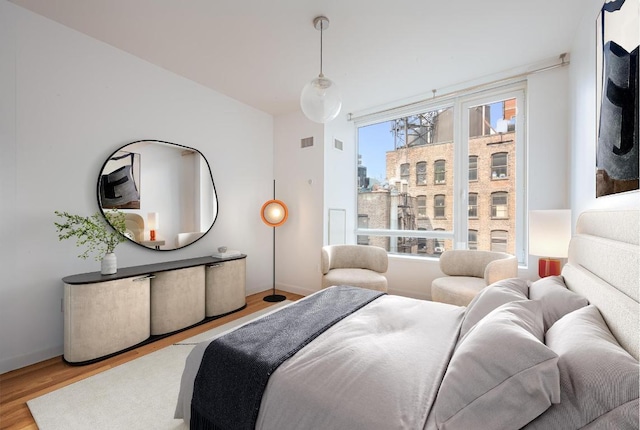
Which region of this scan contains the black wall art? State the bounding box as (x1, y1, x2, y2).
(596, 0, 639, 197)
(99, 151, 141, 209)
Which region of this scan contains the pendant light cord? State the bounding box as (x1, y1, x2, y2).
(319, 20, 324, 77)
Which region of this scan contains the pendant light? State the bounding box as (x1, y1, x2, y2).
(300, 16, 342, 123)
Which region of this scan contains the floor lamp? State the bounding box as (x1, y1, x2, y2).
(260, 180, 288, 302)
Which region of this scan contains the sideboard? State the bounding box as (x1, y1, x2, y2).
(62, 255, 246, 365)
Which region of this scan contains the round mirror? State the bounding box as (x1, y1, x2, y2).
(97, 140, 218, 250)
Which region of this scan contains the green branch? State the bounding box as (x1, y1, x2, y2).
(54, 210, 127, 261)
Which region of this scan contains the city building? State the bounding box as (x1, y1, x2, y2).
(358, 99, 517, 256)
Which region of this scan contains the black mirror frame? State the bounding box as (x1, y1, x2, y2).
(97, 139, 218, 251)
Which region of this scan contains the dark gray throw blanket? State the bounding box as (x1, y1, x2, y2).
(190, 285, 386, 430)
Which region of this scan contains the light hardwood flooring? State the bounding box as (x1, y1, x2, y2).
(0, 289, 304, 430)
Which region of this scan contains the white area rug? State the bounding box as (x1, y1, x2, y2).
(28, 301, 291, 430)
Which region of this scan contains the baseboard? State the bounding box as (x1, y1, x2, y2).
(0, 345, 63, 375)
(276, 282, 317, 297)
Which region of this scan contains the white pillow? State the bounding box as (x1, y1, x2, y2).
(459, 278, 529, 337)
(529, 276, 588, 331)
(523, 305, 639, 429)
(434, 300, 560, 430)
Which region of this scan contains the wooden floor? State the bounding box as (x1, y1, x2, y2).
(0, 289, 304, 430)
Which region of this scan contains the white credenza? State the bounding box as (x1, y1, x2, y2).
(62, 255, 246, 364)
(205, 258, 247, 318)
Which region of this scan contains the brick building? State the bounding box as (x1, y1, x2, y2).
(358, 100, 517, 256)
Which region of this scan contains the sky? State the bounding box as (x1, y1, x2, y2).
(357, 121, 395, 184)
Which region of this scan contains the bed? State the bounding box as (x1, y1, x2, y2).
(175, 209, 639, 430)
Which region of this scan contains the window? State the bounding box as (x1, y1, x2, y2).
(416, 161, 427, 185)
(434, 160, 446, 184)
(434, 228, 445, 253)
(357, 215, 369, 245)
(468, 193, 478, 218)
(469, 156, 478, 181)
(469, 105, 492, 137)
(491, 192, 508, 219)
(417, 228, 427, 253)
(468, 230, 478, 250)
(356, 88, 524, 261)
(417, 195, 427, 218)
(491, 230, 508, 252)
(491, 153, 508, 179)
(434, 195, 446, 218)
(400, 163, 410, 182)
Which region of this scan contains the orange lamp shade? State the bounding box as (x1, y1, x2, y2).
(260, 199, 288, 227)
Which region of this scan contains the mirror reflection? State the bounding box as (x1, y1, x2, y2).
(98, 140, 217, 250)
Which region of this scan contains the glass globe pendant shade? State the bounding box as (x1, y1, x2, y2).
(300, 75, 342, 124)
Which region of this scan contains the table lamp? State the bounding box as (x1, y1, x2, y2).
(148, 212, 158, 241)
(529, 210, 571, 278)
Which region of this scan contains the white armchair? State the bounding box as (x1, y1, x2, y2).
(431, 250, 518, 306)
(124, 213, 144, 242)
(321, 245, 388, 292)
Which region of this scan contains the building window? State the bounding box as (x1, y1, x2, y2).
(417, 195, 427, 218)
(491, 152, 508, 179)
(434, 228, 445, 253)
(434, 160, 446, 184)
(400, 163, 410, 183)
(469, 105, 492, 137)
(416, 161, 427, 185)
(434, 194, 445, 218)
(491, 192, 508, 219)
(417, 228, 427, 253)
(468, 230, 478, 250)
(468, 193, 478, 218)
(357, 215, 369, 245)
(469, 156, 478, 181)
(491, 230, 508, 252)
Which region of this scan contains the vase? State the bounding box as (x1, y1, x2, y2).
(101, 253, 117, 275)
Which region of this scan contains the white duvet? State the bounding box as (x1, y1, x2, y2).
(175, 293, 464, 430)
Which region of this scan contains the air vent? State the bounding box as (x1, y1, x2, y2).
(301, 137, 314, 148)
(334, 139, 344, 151)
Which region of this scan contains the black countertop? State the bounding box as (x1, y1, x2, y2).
(62, 254, 247, 284)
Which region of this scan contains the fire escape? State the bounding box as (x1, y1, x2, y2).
(388, 112, 441, 254)
(394, 189, 417, 254)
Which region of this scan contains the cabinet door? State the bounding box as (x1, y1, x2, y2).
(150, 265, 205, 335)
(64, 275, 151, 363)
(205, 258, 246, 317)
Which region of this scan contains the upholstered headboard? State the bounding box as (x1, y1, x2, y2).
(561, 209, 639, 360)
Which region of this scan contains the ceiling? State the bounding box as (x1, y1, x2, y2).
(10, 0, 587, 117)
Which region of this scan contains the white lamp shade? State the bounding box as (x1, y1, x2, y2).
(529, 210, 571, 258)
(300, 76, 342, 123)
(147, 212, 159, 230)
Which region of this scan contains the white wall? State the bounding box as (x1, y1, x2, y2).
(273, 111, 324, 296)
(0, 1, 275, 374)
(569, 0, 640, 216)
(324, 115, 356, 245)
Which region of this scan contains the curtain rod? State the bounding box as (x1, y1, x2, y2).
(348, 53, 569, 122)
